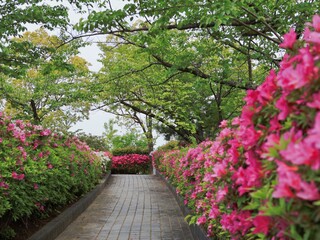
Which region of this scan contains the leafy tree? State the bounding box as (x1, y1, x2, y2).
(1, 29, 92, 130)
(103, 119, 148, 151)
(74, 132, 108, 151)
(0, 0, 96, 77)
(74, 1, 319, 142)
(76, 0, 319, 89)
(93, 34, 249, 143)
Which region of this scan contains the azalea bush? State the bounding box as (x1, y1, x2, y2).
(112, 154, 151, 174)
(0, 114, 103, 239)
(153, 15, 320, 239)
(94, 151, 112, 173)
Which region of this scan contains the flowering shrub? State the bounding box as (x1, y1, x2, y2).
(0, 114, 102, 239)
(94, 151, 112, 173)
(112, 154, 151, 174)
(153, 15, 320, 239)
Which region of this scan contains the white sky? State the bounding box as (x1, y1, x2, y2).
(70, 1, 125, 136)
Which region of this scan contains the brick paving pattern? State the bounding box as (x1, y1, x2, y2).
(55, 175, 194, 240)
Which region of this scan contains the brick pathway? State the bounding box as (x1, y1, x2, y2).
(55, 175, 194, 240)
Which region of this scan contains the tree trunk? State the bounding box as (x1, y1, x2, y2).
(146, 115, 154, 153)
(30, 99, 41, 124)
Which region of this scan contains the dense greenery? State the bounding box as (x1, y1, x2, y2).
(1, 0, 319, 143)
(103, 119, 149, 151)
(78, 0, 319, 143)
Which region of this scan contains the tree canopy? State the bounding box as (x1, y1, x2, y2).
(1, 0, 318, 144)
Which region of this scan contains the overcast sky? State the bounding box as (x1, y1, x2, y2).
(70, 0, 128, 136)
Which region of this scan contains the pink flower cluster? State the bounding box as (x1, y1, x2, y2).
(154, 15, 320, 239)
(0, 114, 103, 231)
(112, 154, 151, 174)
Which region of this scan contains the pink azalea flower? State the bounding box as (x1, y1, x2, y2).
(273, 182, 295, 198)
(216, 186, 228, 202)
(279, 64, 308, 90)
(208, 204, 220, 219)
(40, 129, 51, 136)
(253, 215, 272, 235)
(244, 89, 259, 107)
(257, 70, 277, 104)
(219, 128, 232, 138)
(203, 173, 215, 183)
(212, 162, 227, 178)
(262, 133, 280, 156)
(7, 123, 15, 131)
(231, 117, 240, 126)
(296, 181, 320, 201)
(12, 171, 25, 180)
(47, 163, 53, 169)
(34, 183, 39, 190)
(312, 15, 320, 32)
(275, 95, 291, 120)
(0, 181, 9, 189)
(281, 141, 320, 170)
(237, 125, 262, 149)
(276, 161, 302, 190)
(305, 112, 320, 153)
(196, 216, 207, 225)
(307, 92, 320, 109)
(304, 29, 320, 44)
(279, 28, 297, 49)
(35, 202, 45, 212)
(219, 120, 228, 128)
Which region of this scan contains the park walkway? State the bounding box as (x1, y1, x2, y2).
(55, 175, 194, 240)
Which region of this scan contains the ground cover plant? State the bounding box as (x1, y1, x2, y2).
(0, 114, 105, 239)
(153, 15, 320, 239)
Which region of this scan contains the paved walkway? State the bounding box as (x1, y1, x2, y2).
(55, 175, 194, 240)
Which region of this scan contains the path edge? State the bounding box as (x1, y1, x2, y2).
(156, 170, 210, 240)
(28, 172, 111, 240)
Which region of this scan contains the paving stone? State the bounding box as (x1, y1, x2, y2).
(55, 175, 194, 240)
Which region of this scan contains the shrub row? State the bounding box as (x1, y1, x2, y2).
(153, 16, 320, 239)
(112, 154, 151, 174)
(111, 146, 149, 156)
(0, 115, 104, 239)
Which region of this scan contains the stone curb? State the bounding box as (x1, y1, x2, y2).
(28, 173, 111, 240)
(156, 170, 211, 240)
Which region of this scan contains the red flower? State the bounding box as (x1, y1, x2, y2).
(12, 171, 25, 180)
(253, 215, 272, 235)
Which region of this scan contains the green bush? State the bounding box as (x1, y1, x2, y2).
(112, 146, 149, 156)
(156, 140, 180, 152)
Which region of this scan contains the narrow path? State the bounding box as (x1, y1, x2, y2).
(55, 175, 194, 240)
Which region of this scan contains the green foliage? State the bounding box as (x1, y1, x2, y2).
(112, 146, 149, 156)
(76, 0, 319, 143)
(156, 140, 180, 151)
(75, 132, 108, 151)
(0, 0, 95, 77)
(103, 119, 148, 151)
(1, 29, 92, 129)
(96, 36, 247, 143)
